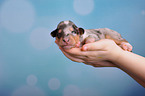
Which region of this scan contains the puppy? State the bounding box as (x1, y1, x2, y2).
(51, 20, 132, 51)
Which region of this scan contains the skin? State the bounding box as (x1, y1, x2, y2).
(55, 39, 145, 87)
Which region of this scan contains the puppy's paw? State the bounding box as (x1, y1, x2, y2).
(85, 37, 96, 44)
(120, 42, 133, 52)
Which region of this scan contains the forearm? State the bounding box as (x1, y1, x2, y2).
(118, 66, 145, 88)
(112, 51, 145, 85)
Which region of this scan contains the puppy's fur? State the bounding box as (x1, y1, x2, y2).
(51, 20, 132, 51)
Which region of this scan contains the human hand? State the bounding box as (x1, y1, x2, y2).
(56, 39, 123, 67)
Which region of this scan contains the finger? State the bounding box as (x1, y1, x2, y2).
(59, 47, 84, 63)
(61, 47, 87, 56)
(60, 46, 106, 60)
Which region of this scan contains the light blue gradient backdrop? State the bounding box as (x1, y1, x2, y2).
(0, 0, 145, 96)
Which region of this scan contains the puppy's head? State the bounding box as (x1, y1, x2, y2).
(51, 20, 84, 49)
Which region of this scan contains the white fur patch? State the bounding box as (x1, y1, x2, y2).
(64, 21, 69, 25)
(81, 30, 87, 39)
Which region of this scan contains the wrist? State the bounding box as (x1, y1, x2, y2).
(108, 48, 124, 63)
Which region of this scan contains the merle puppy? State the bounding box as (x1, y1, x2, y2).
(51, 20, 132, 51)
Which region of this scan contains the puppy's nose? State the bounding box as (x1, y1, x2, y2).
(63, 38, 70, 43)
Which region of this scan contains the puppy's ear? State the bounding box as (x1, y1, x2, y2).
(78, 28, 84, 35)
(51, 29, 58, 37)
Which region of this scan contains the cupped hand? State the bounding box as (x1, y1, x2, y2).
(56, 39, 123, 67)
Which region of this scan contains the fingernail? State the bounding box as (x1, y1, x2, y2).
(83, 46, 87, 51)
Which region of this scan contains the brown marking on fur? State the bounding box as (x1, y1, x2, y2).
(69, 27, 74, 31)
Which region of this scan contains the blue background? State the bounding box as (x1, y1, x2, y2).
(0, 0, 145, 96)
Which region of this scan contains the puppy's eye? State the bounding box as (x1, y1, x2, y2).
(72, 31, 76, 33)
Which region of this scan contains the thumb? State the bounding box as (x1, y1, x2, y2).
(81, 39, 113, 51)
